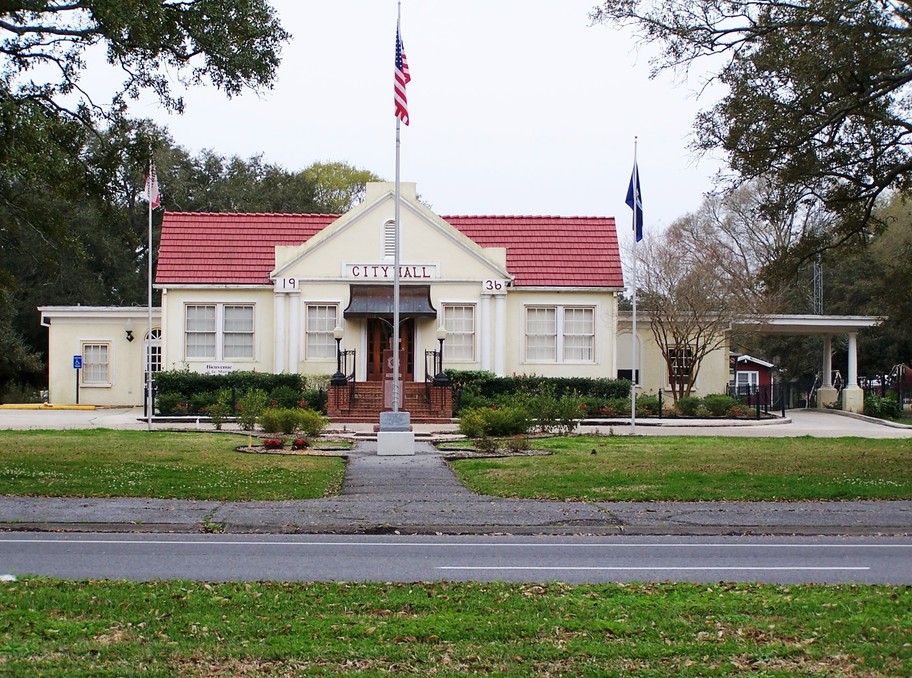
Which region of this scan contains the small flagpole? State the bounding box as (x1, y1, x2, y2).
(630, 138, 639, 435)
(146, 151, 154, 432)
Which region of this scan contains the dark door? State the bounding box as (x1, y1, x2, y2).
(367, 318, 414, 381)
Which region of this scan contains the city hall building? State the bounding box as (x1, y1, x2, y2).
(39, 181, 877, 415)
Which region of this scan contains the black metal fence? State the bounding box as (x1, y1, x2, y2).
(725, 383, 790, 418)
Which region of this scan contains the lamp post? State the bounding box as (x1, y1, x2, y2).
(331, 325, 346, 386)
(433, 326, 449, 386)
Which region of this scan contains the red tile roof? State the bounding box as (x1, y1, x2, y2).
(156, 212, 623, 288)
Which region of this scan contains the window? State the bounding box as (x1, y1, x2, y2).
(223, 305, 254, 359)
(668, 346, 695, 388)
(562, 307, 594, 361)
(306, 304, 338, 359)
(383, 220, 396, 259)
(525, 307, 557, 361)
(184, 304, 254, 360)
(145, 328, 162, 375)
(443, 304, 475, 361)
(82, 343, 110, 385)
(524, 306, 595, 363)
(185, 305, 216, 358)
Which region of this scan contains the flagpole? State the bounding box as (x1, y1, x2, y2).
(146, 152, 154, 432)
(392, 0, 403, 414)
(630, 138, 638, 436)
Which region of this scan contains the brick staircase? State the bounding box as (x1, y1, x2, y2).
(327, 381, 453, 424)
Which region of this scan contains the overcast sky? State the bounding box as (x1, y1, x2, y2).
(131, 0, 725, 232)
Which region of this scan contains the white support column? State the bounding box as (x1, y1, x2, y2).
(847, 333, 858, 387)
(817, 334, 838, 409)
(822, 335, 833, 387)
(842, 332, 864, 413)
(274, 292, 286, 374)
(287, 292, 301, 372)
(479, 295, 492, 372)
(493, 294, 507, 376)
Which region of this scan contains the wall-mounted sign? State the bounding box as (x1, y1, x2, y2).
(344, 263, 439, 280)
(275, 278, 298, 292)
(482, 279, 508, 294)
(204, 363, 235, 375)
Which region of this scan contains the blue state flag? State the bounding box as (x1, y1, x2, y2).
(625, 161, 643, 242)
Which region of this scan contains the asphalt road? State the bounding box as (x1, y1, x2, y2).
(3, 533, 911, 585)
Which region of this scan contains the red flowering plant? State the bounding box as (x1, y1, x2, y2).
(262, 438, 284, 450)
(291, 438, 309, 450)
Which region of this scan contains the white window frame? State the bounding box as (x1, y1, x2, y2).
(667, 346, 695, 390)
(305, 303, 339, 360)
(81, 342, 111, 387)
(442, 303, 476, 362)
(183, 303, 255, 361)
(732, 371, 759, 388)
(524, 305, 596, 364)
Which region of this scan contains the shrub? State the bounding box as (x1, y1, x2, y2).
(262, 438, 284, 450)
(703, 394, 738, 417)
(458, 408, 490, 438)
(485, 405, 532, 436)
(189, 391, 217, 415)
(155, 391, 187, 416)
(267, 385, 305, 410)
(675, 395, 703, 417)
(291, 438, 309, 450)
(300, 387, 328, 414)
(636, 395, 661, 417)
(474, 437, 499, 452)
(864, 394, 900, 419)
(207, 389, 233, 430)
(297, 409, 329, 437)
(458, 405, 531, 438)
(504, 435, 530, 453)
(237, 388, 268, 431)
(259, 407, 282, 434)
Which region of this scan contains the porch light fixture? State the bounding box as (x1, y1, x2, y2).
(331, 326, 346, 386)
(433, 326, 449, 386)
(125, 320, 135, 343)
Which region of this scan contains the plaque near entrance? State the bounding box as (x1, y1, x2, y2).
(377, 341, 414, 456)
(382, 347, 407, 409)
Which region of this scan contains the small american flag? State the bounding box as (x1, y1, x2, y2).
(142, 161, 161, 209)
(394, 21, 411, 125)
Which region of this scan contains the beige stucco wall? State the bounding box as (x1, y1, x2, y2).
(40, 307, 160, 406)
(617, 315, 731, 396)
(160, 287, 275, 374)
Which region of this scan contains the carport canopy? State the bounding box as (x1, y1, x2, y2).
(734, 314, 884, 412)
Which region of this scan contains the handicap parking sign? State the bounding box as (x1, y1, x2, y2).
(73, 355, 83, 369)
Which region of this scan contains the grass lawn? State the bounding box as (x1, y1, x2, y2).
(448, 436, 912, 501)
(1, 578, 908, 676)
(0, 430, 346, 501)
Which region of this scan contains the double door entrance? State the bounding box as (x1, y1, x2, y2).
(366, 317, 415, 381)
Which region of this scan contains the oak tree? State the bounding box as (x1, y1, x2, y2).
(592, 0, 912, 251)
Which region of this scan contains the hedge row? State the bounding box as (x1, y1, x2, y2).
(155, 370, 309, 398)
(447, 370, 632, 413)
(154, 370, 328, 416)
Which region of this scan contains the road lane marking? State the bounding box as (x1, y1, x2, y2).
(438, 566, 871, 571)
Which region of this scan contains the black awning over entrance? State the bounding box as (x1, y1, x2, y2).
(343, 284, 437, 318)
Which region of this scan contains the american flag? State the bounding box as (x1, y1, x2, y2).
(142, 161, 161, 209)
(394, 21, 410, 125)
